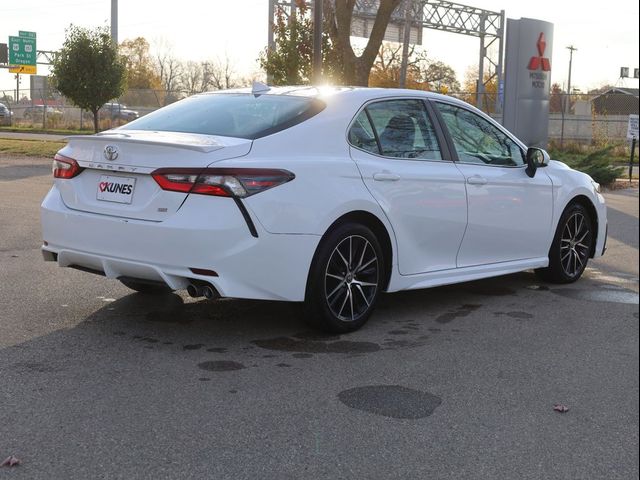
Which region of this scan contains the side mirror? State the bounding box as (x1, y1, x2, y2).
(525, 147, 550, 178)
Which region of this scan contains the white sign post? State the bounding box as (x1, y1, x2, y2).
(627, 114, 638, 181)
(627, 114, 639, 140)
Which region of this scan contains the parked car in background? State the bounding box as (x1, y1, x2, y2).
(82, 103, 140, 123)
(0, 103, 12, 126)
(23, 105, 63, 121)
(41, 85, 608, 333)
(101, 103, 139, 122)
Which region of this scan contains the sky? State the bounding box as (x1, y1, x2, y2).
(1, 0, 639, 95)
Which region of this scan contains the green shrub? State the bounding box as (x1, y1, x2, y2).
(561, 146, 624, 186)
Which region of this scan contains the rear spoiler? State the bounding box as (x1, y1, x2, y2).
(64, 131, 250, 154)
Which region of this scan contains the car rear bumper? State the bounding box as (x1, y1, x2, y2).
(41, 186, 320, 301)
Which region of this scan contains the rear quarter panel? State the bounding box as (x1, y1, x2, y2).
(226, 107, 395, 238)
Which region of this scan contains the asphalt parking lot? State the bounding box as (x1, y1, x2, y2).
(1, 154, 638, 479)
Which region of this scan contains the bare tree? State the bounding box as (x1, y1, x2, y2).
(369, 43, 460, 91)
(153, 38, 184, 103)
(158, 56, 183, 92)
(323, 0, 403, 85)
(207, 55, 239, 90)
(179, 61, 221, 95)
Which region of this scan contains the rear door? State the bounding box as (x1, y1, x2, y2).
(433, 101, 553, 267)
(349, 98, 468, 275)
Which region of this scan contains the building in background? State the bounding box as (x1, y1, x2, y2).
(591, 87, 639, 115)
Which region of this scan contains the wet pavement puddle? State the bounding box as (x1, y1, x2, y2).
(251, 334, 381, 354)
(493, 311, 534, 319)
(338, 385, 442, 419)
(435, 304, 482, 324)
(197, 361, 246, 372)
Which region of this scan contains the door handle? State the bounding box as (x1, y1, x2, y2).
(467, 175, 488, 185)
(373, 172, 401, 182)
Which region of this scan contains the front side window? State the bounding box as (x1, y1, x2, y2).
(348, 99, 442, 160)
(436, 102, 525, 166)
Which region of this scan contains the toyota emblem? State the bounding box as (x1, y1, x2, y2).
(104, 145, 119, 161)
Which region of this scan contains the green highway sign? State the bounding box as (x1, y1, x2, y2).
(9, 35, 36, 66)
(19, 31, 37, 39)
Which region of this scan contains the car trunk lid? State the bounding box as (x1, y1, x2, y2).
(57, 130, 252, 221)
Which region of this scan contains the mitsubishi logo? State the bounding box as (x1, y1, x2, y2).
(528, 33, 551, 72)
(104, 145, 119, 161)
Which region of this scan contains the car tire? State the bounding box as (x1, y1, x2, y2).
(304, 222, 384, 333)
(535, 202, 594, 284)
(120, 279, 173, 294)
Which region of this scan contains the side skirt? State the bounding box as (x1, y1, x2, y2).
(387, 257, 549, 292)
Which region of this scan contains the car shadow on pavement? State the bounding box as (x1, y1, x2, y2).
(73, 271, 536, 346)
(4, 269, 636, 360)
(1, 271, 539, 372)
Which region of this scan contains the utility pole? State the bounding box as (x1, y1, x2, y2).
(312, 0, 323, 84)
(476, 12, 487, 109)
(560, 45, 577, 148)
(399, 0, 412, 88)
(267, 0, 275, 84)
(111, 0, 118, 44)
(565, 45, 577, 113)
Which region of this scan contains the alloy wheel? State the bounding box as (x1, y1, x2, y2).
(324, 235, 379, 322)
(560, 212, 592, 278)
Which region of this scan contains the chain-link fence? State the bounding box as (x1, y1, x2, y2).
(0, 88, 192, 131)
(1, 88, 638, 146)
(547, 92, 638, 147)
(449, 91, 639, 146)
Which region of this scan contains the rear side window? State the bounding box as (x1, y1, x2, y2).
(121, 94, 325, 140)
(348, 99, 442, 160)
(348, 111, 379, 154)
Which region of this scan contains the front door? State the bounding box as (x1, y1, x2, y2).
(433, 101, 554, 267)
(349, 98, 468, 275)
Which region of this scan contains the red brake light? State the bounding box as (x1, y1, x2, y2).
(151, 168, 294, 198)
(152, 171, 200, 193)
(53, 154, 84, 179)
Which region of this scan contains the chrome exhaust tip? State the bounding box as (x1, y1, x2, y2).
(202, 285, 217, 300)
(187, 284, 203, 298)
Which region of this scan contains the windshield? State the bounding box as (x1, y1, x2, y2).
(121, 93, 325, 139)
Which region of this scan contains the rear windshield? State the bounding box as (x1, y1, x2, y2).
(121, 93, 325, 139)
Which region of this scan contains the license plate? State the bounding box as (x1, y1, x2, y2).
(96, 175, 136, 204)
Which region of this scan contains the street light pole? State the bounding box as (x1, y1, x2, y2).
(312, 0, 323, 84)
(111, 0, 118, 44)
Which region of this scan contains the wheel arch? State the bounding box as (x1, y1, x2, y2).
(564, 194, 599, 258)
(307, 210, 394, 294)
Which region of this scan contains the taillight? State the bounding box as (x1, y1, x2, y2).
(52, 154, 84, 179)
(151, 168, 295, 198)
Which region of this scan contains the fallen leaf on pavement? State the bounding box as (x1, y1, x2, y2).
(553, 404, 569, 413)
(1, 455, 21, 467)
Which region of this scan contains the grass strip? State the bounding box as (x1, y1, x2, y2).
(0, 138, 66, 157)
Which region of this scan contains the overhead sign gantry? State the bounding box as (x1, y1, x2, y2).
(268, 0, 505, 112)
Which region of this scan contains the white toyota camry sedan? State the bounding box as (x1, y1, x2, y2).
(41, 85, 607, 332)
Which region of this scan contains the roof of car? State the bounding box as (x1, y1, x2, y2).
(201, 85, 466, 107)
